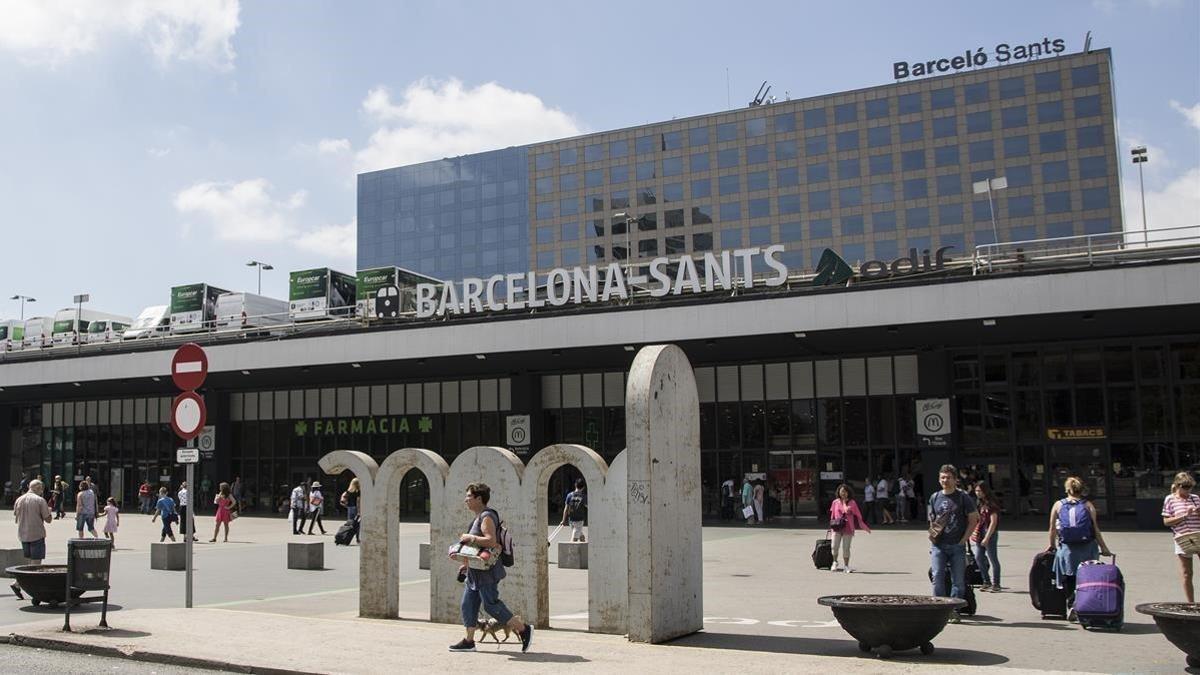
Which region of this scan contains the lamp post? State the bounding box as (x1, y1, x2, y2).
(612, 211, 637, 277)
(1131, 146, 1149, 246)
(9, 295, 35, 321)
(972, 176, 1009, 247)
(72, 293, 89, 345)
(246, 260, 273, 295)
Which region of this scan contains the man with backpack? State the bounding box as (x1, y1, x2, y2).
(561, 479, 588, 543)
(928, 464, 979, 623)
(449, 482, 533, 654)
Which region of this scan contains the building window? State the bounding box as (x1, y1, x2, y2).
(584, 143, 604, 162)
(536, 225, 555, 243)
(610, 140, 629, 158)
(748, 199, 771, 219)
(666, 235, 686, 254)
(1042, 160, 1069, 183)
(1082, 186, 1109, 210)
(662, 131, 683, 151)
(777, 166, 799, 187)
(873, 210, 897, 231)
(536, 201, 555, 220)
(1083, 218, 1111, 234)
(932, 116, 957, 138)
(665, 208, 685, 228)
(746, 144, 768, 164)
(1035, 71, 1061, 93)
(780, 221, 802, 241)
(608, 165, 628, 185)
(1008, 195, 1035, 217)
(903, 178, 927, 200)
(774, 113, 796, 133)
(899, 121, 923, 142)
(637, 187, 657, 206)
(638, 239, 658, 257)
(931, 87, 955, 109)
(746, 118, 767, 137)
(692, 232, 713, 250)
(969, 141, 995, 165)
(870, 182, 895, 203)
(1077, 125, 1105, 149)
(559, 148, 578, 166)
(935, 145, 960, 167)
(1045, 191, 1071, 214)
(689, 127, 709, 147)
(898, 92, 922, 114)
(1072, 64, 1100, 87)
(611, 189, 630, 209)
(809, 190, 831, 211)
(810, 219, 833, 238)
(560, 198, 579, 216)
(719, 201, 741, 221)
(807, 162, 830, 183)
(937, 174, 962, 196)
(972, 199, 992, 222)
(691, 179, 711, 198)
(535, 153, 554, 171)
(1037, 100, 1064, 123)
(837, 158, 860, 180)
(999, 76, 1025, 99)
(719, 174, 741, 196)
(901, 149, 925, 171)
(964, 82, 989, 104)
(805, 135, 828, 155)
(1074, 94, 1102, 118)
(585, 169, 604, 187)
(1078, 156, 1107, 179)
(803, 109, 827, 128)
(747, 170, 769, 191)
(1001, 105, 1028, 129)
(635, 136, 655, 154)
(1003, 135, 1030, 158)
(636, 161, 656, 181)
(689, 152, 710, 173)
(906, 206, 930, 228)
(867, 126, 891, 147)
(938, 203, 963, 225)
(720, 228, 742, 248)
(776, 139, 798, 160)
(778, 194, 801, 214)
(717, 148, 740, 169)
(866, 98, 889, 119)
(841, 214, 865, 235)
(717, 122, 738, 142)
(1006, 164, 1032, 187)
(664, 183, 684, 202)
(535, 176, 554, 195)
(662, 157, 684, 177)
(838, 186, 862, 207)
(966, 110, 992, 133)
(1039, 131, 1067, 153)
(834, 102, 858, 124)
(836, 130, 859, 151)
(869, 154, 893, 175)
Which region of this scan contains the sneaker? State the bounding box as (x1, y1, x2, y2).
(448, 639, 476, 652)
(947, 613, 961, 624)
(1067, 609, 1078, 623)
(992, 584, 1003, 592)
(830, 564, 841, 572)
(520, 624, 534, 653)
(844, 566, 854, 573)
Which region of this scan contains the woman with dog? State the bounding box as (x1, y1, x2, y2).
(449, 482, 533, 654)
(828, 483, 870, 572)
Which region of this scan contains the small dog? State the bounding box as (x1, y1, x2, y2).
(476, 618, 512, 643)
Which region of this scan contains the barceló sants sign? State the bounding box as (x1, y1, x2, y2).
(894, 37, 1067, 80)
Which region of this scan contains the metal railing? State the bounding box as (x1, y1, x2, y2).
(972, 225, 1200, 275)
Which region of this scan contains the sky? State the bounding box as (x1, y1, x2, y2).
(0, 0, 1197, 321)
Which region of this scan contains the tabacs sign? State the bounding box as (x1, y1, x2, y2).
(1047, 426, 1106, 441)
(894, 37, 1066, 80)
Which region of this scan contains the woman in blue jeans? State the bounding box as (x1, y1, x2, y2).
(971, 482, 1002, 591)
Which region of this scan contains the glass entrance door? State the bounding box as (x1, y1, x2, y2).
(768, 450, 818, 520)
(1048, 445, 1110, 517)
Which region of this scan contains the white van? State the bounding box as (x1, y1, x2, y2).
(51, 308, 134, 346)
(21, 316, 53, 349)
(122, 305, 170, 340)
(85, 319, 131, 343)
(0, 320, 24, 351)
(214, 293, 288, 330)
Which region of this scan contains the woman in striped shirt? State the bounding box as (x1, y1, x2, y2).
(1163, 471, 1200, 602)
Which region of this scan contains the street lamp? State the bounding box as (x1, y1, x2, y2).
(972, 176, 1009, 247)
(246, 260, 273, 295)
(612, 212, 637, 277)
(1131, 146, 1149, 246)
(9, 295, 35, 321)
(72, 293, 89, 345)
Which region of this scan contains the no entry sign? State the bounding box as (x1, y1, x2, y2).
(171, 343, 208, 391)
(171, 391, 207, 440)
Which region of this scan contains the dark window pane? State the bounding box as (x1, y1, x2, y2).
(866, 98, 889, 119)
(804, 109, 827, 128)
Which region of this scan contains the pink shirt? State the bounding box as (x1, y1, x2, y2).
(1163, 493, 1200, 536)
(830, 498, 870, 535)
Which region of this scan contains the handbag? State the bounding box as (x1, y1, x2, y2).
(829, 515, 847, 532)
(1176, 531, 1200, 555)
(741, 505, 755, 519)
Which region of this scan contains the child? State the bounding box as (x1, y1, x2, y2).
(151, 487, 177, 542)
(103, 497, 120, 547)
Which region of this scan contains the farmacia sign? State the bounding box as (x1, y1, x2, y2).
(894, 37, 1066, 80)
(415, 245, 788, 318)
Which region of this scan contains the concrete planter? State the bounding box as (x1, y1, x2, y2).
(6, 565, 85, 607)
(818, 594, 965, 658)
(1135, 603, 1200, 668)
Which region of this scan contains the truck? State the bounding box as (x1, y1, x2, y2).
(214, 292, 289, 330)
(289, 268, 356, 321)
(0, 320, 24, 351)
(51, 308, 134, 346)
(122, 305, 170, 340)
(21, 316, 53, 349)
(170, 283, 230, 333)
(356, 266, 442, 319)
(85, 318, 131, 343)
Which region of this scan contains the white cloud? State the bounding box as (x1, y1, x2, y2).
(355, 78, 583, 173)
(1123, 167, 1200, 242)
(316, 138, 351, 155)
(147, 147, 171, 158)
(1170, 100, 1200, 131)
(295, 220, 356, 261)
(173, 178, 304, 243)
(0, 0, 240, 70)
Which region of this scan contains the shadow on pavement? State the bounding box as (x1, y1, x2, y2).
(18, 603, 124, 615)
(81, 627, 151, 638)
(477, 651, 590, 663)
(670, 631, 1009, 665)
(850, 571, 912, 575)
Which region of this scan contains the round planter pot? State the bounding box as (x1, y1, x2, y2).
(818, 594, 966, 658)
(6, 565, 85, 608)
(1135, 603, 1200, 668)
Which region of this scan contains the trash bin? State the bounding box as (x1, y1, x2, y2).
(63, 538, 112, 632)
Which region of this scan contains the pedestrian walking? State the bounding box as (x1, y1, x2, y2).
(178, 481, 197, 541)
(720, 478, 736, 520)
(48, 475, 62, 518)
(877, 476, 896, 525)
(54, 476, 68, 520)
(75, 479, 99, 539)
(560, 479, 588, 542)
(1163, 471, 1200, 602)
(864, 478, 877, 525)
(138, 481, 152, 514)
(151, 487, 177, 543)
(448, 482, 533, 653)
(828, 483, 870, 572)
(231, 476, 244, 511)
(341, 478, 361, 544)
(971, 482, 1002, 591)
(897, 474, 911, 523)
(211, 482, 235, 543)
(307, 481, 327, 534)
(13, 479, 52, 564)
(741, 477, 755, 525)
(102, 497, 120, 547)
(753, 480, 766, 524)
(1048, 476, 1112, 622)
(928, 464, 979, 623)
(290, 481, 308, 535)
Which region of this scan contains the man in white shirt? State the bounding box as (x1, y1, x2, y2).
(864, 480, 876, 525)
(177, 482, 197, 541)
(290, 483, 308, 535)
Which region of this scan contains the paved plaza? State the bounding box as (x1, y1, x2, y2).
(0, 511, 1192, 673)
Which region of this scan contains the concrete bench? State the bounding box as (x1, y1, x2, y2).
(288, 541, 324, 570)
(557, 541, 588, 569)
(418, 542, 430, 570)
(0, 549, 31, 576)
(151, 542, 185, 570)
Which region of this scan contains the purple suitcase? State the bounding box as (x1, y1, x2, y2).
(1073, 555, 1123, 631)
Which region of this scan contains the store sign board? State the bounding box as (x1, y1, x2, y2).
(292, 415, 435, 437)
(916, 398, 951, 447)
(893, 37, 1067, 80)
(1047, 427, 1107, 441)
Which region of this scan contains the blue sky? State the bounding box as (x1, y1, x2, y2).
(0, 0, 1196, 320)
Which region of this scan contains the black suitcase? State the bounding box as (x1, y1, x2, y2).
(334, 518, 359, 546)
(813, 538, 834, 570)
(928, 560, 978, 615)
(1029, 550, 1068, 618)
(965, 549, 985, 587)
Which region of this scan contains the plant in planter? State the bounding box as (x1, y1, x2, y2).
(818, 594, 965, 659)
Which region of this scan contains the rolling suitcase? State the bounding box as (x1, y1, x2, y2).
(334, 518, 359, 546)
(1029, 550, 1068, 618)
(812, 538, 834, 570)
(928, 555, 978, 616)
(1074, 555, 1123, 631)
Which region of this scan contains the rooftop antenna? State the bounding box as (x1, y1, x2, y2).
(749, 81, 770, 107)
(1083, 30, 1092, 53)
(725, 68, 730, 109)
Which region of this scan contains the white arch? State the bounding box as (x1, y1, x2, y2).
(376, 448, 450, 621)
(317, 451, 386, 617)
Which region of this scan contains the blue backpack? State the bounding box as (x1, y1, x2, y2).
(1058, 499, 1093, 544)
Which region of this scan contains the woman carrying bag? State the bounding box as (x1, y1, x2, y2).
(828, 483, 870, 573)
(1163, 472, 1200, 602)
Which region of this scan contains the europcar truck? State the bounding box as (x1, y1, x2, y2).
(21, 316, 53, 349)
(122, 305, 170, 340)
(289, 268, 356, 321)
(0, 320, 24, 351)
(214, 292, 288, 329)
(356, 266, 442, 319)
(51, 308, 133, 346)
(170, 283, 229, 333)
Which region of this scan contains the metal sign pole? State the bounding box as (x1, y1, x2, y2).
(186, 439, 194, 609)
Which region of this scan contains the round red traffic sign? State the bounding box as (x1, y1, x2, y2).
(171, 392, 207, 441)
(171, 343, 208, 391)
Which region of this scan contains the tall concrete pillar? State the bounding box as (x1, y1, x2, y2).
(624, 344, 702, 643)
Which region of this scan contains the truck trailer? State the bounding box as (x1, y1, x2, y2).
(289, 268, 356, 321)
(215, 292, 289, 330)
(170, 283, 230, 333)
